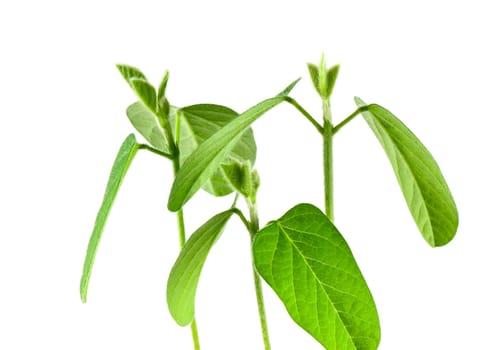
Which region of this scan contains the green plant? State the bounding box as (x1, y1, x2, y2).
(81, 55, 458, 350)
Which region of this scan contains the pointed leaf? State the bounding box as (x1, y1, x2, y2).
(277, 77, 301, 97)
(168, 79, 299, 211)
(325, 64, 340, 98)
(253, 204, 381, 350)
(355, 97, 458, 247)
(130, 78, 157, 113)
(80, 134, 140, 302)
(116, 64, 147, 86)
(177, 104, 256, 196)
(167, 210, 234, 326)
(158, 70, 170, 100)
(307, 63, 321, 96)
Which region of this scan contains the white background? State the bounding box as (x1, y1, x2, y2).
(1, 1, 496, 349)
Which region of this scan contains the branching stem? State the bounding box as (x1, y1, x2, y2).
(284, 96, 323, 134)
(138, 144, 173, 159)
(333, 105, 370, 135)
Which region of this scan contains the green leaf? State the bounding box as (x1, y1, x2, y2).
(167, 210, 234, 326)
(355, 97, 458, 247)
(126, 102, 169, 153)
(158, 70, 170, 100)
(80, 134, 140, 302)
(168, 79, 299, 212)
(307, 63, 321, 96)
(325, 64, 340, 98)
(253, 204, 380, 350)
(277, 77, 301, 97)
(176, 104, 256, 196)
(130, 78, 157, 113)
(116, 64, 147, 86)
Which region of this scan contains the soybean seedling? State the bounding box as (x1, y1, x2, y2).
(167, 55, 458, 349)
(80, 65, 260, 350)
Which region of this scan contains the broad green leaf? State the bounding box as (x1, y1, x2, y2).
(253, 204, 380, 350)
(177, 104, 256, 196)
(355, 97, 458, 247)
(130, 78, 157, 113)
(80, 134, 139, 302)
(168, 79, 299, 211)
(167, 210, 234, 326)
(126, 102, 169, 152)
(307, 63, 321, 96)
(325, 64, 340, 98)
(116, 64, 147, 86)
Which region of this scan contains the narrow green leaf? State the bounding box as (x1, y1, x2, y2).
(168, 97, 282, 211)
(355, 97, 458, 247)
(130, 78, 157, 113)
(177, 104, 256, 196)
(158, 70, 170, 100)
(168, 79, 298, 211)
(325, 64, 340, 98)
(80, 134, 139, 302)
(253, 204, 381, 350)
(167, 210, 234, 326)
(126, 102, 169, 152)
(116, 64, 147, 86)
(307, 63, 321, 95)
(277, 77, 301, 97)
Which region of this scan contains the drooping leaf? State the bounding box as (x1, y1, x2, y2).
(116, 64, 147, 86)
(167, 210, 234, 326)
(130, 78, 157, 113)
(176, 104, 256, 196)
(80, 134, 140, 302)
(126, 102, 169, 152)
(355, 97, 458, 247)
(167, 79, 299, 212)
(253, 203, 381, 350)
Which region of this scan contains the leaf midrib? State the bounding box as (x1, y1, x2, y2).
(276, 222, 355, 348)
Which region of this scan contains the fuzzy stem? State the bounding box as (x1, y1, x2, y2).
(248, 200, 272, 350)
(322, 99, 334, 222)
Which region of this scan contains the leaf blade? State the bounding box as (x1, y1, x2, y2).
(126, 102, 169, 152)
(80, 134, 140, 302)
(355, 97, 458, 246)
(253, 204, 380, 350)
(167, 210, 234, 326)
(177, 104, 256, 196)
(168, 95, 286, 211)
(130, 78, 157, 113)
(116, 64, 147, 86)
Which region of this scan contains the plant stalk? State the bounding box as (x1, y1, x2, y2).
(248, 200, 272, 350)
(322, 99, 334, 222)
(173, 153, 201, 350)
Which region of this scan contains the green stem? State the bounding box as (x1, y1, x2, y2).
(284, 96, 323, 134)
(190, 320, 201, 350)
(322, 99, 334, 222)
(333, 105, 370, 135)
(247, 200, 272, 350)
(172, 147, 201, 350)
(138, 144, 174, 159)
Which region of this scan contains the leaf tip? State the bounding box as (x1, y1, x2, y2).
(277, 77, 301, 97)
